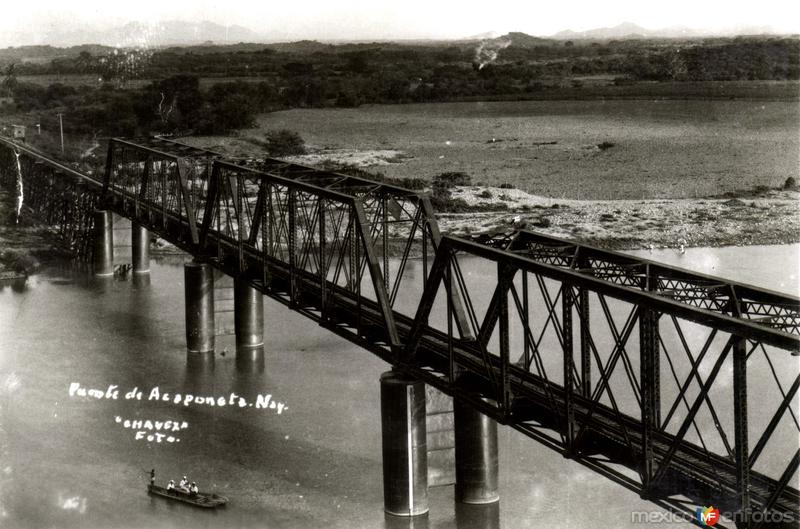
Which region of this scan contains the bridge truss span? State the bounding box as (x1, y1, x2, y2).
(2, 135, 799, 528)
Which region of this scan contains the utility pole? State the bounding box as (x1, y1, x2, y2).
(57, 112, 64, 154)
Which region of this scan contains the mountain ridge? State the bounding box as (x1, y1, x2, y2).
(2, 19, 795, 50)
(550, 21, 781, 40)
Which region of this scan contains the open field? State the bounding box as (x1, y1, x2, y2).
(188, 98, 800, 200)
(16, 75, 277, 90)
(15, 75, 800, 99)
(206, 99, 799, 200)
(175, 97, 800, 249)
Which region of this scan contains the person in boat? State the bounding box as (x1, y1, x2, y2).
(150, 469, 155, 486)
(179, 476, 189, 491)
(189, 482, 199, 496)
(166, 480, 175, 492)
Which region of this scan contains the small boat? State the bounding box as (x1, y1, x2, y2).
(147, 483, 228, 508)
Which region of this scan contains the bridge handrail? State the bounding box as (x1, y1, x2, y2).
(441, 235, 799, 350)
(508, 230, 799, 307)
(0, 137, 103, 188)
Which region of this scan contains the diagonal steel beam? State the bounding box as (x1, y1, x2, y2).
(403, 241, 450, 360)
(753, 449, 800, 529)
(749, 374, 800, 469)
(421, 197, 473, 340)
(353, 201, 400, 351)
(649, 336, 734, 490)
(478, 267, 519, 349)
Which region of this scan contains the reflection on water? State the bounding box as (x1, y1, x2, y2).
(0, 277, 27, 293)
(385, 512, 429, 529)
(455, 502, 500, 529)
(627, 244, 800, 294)
(0, 245, 797, 529)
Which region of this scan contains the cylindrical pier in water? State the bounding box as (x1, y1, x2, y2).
(131, 222, 150, 274)
(381, 370, 428, 517)
(92, 209, 113, 276)
(184, 261, 215, 354)
(234, 278, 264, 351)
(454, 398, 499, 504)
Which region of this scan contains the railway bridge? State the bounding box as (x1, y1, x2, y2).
(1, 136, 798, 528)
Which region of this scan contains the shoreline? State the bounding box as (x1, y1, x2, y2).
(439, 186, 800, 251)
(0, 189, 58, 279)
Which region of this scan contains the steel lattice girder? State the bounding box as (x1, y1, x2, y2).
(106, 137, 473, 338)
(502, 230, 800, 341)
(0, 138, 102, 255)
(404, 234, 799, 525)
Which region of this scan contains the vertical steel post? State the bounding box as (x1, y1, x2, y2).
(563, 284, 576, 454)
(319, 197, 327, 321)
(184, 261, 215, 354)
(381, 371, 428, 517)
(234, 278, 264, 351)
(236, 175, 244, 272)
(161, 162, 167, 228)
(522, 271, 531, 369)
(640, 266, 660, 495)
(131, 222, 150, 274)
(579, 287, 591, 397)
(422, 221, 428, 281)
(92, 209, 113, 276)
(733, 336, 751, 528)
(577, 253, 591, 397)
(382, 194, 389, 291)
(264, 184, 273, 289)
(288, 188, 297, 305)
(454, 398, 499, 504)
(640, 305, 659, 494)
(446, 261, 455, 382)
(497, 263, 511, 416)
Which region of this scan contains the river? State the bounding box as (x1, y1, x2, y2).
(0, 243, 797, 529)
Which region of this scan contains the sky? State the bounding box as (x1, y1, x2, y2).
(2, 0, 800, 46)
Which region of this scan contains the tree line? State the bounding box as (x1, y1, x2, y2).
(0, 35, 797, 143)
(9, 36, 799, 86)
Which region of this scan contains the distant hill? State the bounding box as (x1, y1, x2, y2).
(1, 20, 793, 56)
(0, 44, 114, 63)
(463, 31, 503, 41)
(35, 20, 269, 48)
(502, 32, 552, 47)
(553, 22, 651, 40)
(551, 21, 780, 40)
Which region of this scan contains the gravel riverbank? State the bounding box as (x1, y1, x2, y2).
(442, 186, 800, 250)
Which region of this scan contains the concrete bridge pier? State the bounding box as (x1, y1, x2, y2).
(92, 209, 114, 276)
(234, 278, 264, 352)
(184, 261, 215, 354)
(454, 398, 499, 504)
(131, 222, 150, 274)
(380, 371, 429, 517)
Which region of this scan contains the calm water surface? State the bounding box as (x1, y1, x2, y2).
(0, 244, 797, 529)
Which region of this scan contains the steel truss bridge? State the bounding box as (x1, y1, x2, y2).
(1, 136, 798, 528)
